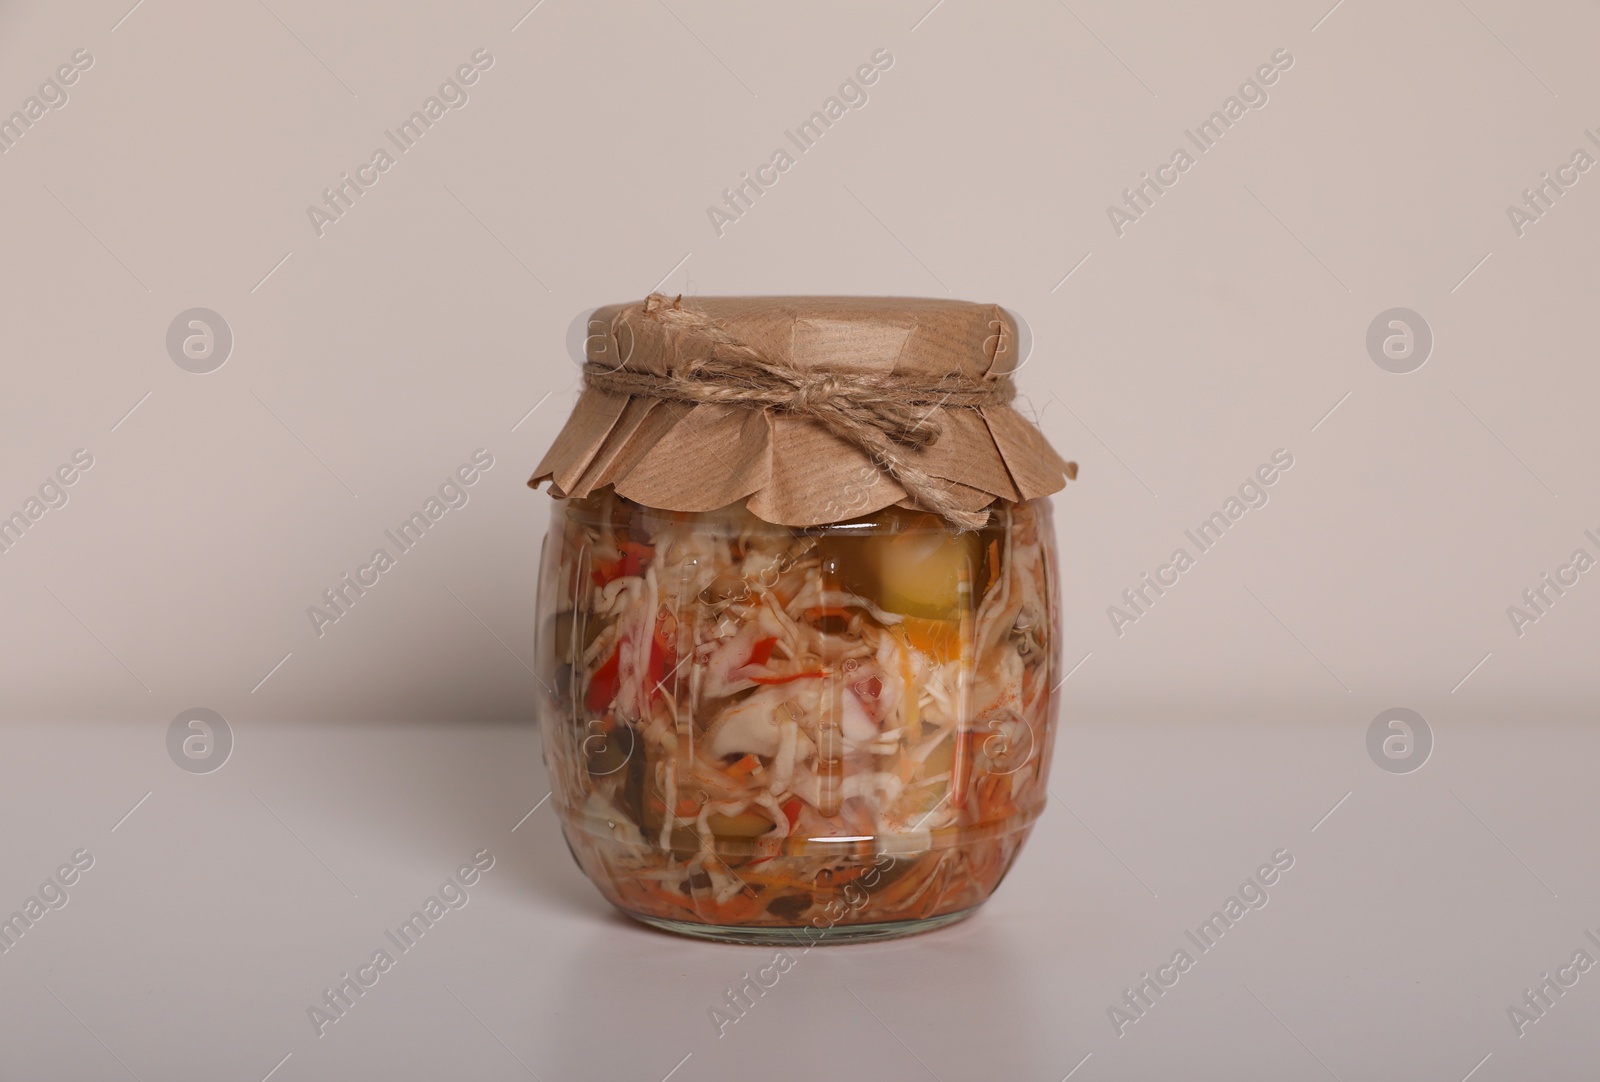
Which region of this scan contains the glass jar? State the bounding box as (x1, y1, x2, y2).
(535, 487, 1061, 944)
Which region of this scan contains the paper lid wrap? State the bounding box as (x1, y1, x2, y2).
(529, 296, 1074, 527)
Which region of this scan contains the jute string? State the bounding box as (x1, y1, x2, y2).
(582, 294, 1016, 529)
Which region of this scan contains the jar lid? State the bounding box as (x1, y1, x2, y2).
(529, 295, 1074, 527)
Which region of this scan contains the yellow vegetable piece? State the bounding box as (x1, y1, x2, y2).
(706, 811, 777, 837)
(872, 528, 980, 618)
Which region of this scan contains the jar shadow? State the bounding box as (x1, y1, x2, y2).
(533, 900, 1069, 1081)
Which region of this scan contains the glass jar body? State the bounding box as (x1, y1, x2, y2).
(535, 491, 1061, 944)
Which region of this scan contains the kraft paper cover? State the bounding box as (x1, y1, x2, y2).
(529, 296, 1074, 526)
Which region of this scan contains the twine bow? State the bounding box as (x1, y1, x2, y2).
(581, 294, 1016, 529)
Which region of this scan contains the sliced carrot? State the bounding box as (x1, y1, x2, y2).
(617, 879, 698, 921)
(727, 894, 768, 922)
(647, 794, 704, 818)
(897, 617, 960, 662)
(725, 754, 761, 780)
(949, 731, 975, 811)
(701, 887, 765, 924)
(975, 774, 1018, 821)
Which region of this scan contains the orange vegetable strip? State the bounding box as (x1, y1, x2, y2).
(725, 754, 761, 780)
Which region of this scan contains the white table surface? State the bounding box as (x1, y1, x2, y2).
(1, 709, 1592, 1082)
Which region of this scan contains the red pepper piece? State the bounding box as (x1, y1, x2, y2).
(591, 542, 654, 587)
(585, 647, 621, 713)
(747, 636, 778, 667)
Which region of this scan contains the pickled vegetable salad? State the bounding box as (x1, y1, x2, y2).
(540, 492, 1058, 929)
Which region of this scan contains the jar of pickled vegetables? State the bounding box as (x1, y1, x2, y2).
(529, 294, 1075, 944)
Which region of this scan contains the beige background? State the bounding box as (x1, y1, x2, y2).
(5, 3, 1600, 1079)
(3, 0, 1597, 724)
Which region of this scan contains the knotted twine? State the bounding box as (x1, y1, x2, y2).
(582, 294, 1017, 529)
